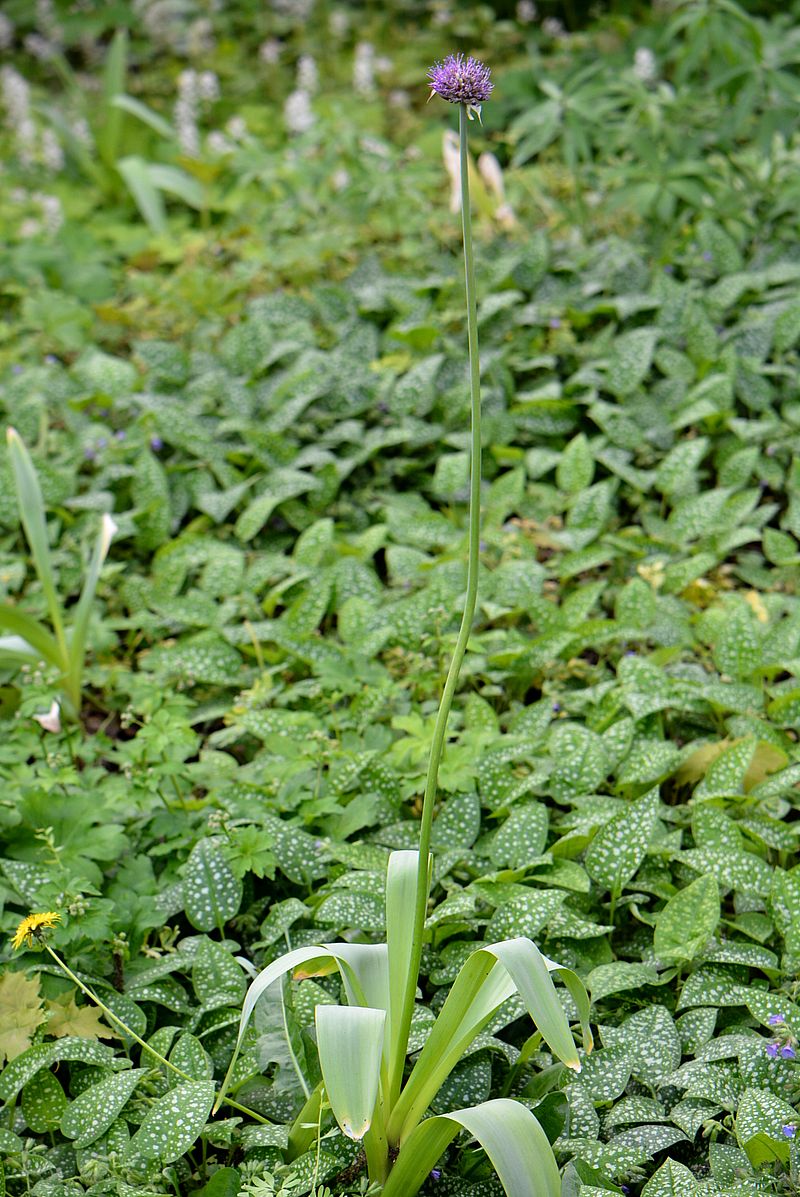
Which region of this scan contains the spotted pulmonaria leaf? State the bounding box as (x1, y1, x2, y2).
(736, 1088, 800, 1147)
(584, 790, 659, 894)
(654, 874, 720, 962)
(183, 838, 243, 932)
(61, 1069, 145, 1147)
(601, 1007, 680, 1084)
(124, 1080, 215, 1165)
(640, 1158, 701, 1196)
(0, 970, 47, 1064)
(22, 1069, 66, 1132)
(0, 1037, 120, 1102)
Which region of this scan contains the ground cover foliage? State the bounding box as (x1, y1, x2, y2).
(3, 0, 800, 1194)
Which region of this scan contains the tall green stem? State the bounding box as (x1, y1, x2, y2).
(391, 103, 483, 1111)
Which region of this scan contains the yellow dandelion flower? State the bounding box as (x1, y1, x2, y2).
(12, 911, 61, 950)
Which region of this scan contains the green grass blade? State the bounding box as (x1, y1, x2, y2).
(383, 1100, 560, 1197)
(116, 156, 167, 235)
(112, 94, 175, 140)
(316, 1006, 385, 1141)
(6, 428, 68, 662)
(65, 513, 117, 711)
(98, 29, 128, 167)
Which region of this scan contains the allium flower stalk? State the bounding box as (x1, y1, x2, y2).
(353, 42, 376, 99)
(394, 50, 492, 1105)
(1, 66, 36, 166)
(284, 89, 314, 135)
(427, 52, 493, 120)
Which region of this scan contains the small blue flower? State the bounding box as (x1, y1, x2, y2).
(97, 437, 108, 449)
(702, 251, 713, 262)
(781, 1045, 796, 1060)
(150, 435, 164, 451)
(766, 1043, 779, 1058)
(768, 1013, 784, 1027)
(549, 317, 561, 329)
(430, 1169, 442, 1180)
(44, 354, 57, 365)
(783, 1125, 796, 1138)
(84, 447, 96, 461)
(114, 429, 126, 441)
(12, 365, 23, 375)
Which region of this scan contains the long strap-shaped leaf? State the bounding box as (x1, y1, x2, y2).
(214, 942, 388, 1113)
(382, 1099, 560, 1197)
(6, 428, 68, 664)
(0, 608, 62, 669)
(65, 513, 117, 710)
(386, 850, 424, 1106)
(316, 1006, 385, 1141)
(388, 938, 587, 1145)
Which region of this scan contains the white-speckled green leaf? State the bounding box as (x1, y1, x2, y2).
(22, 1069, 66, 1132)
(183, 838, 243, 932)
(192, 937, 247, 1007)
(736, 1088, 799, 1146)
(585, 790, 659, 894)
(61, 1069, 145, 1147)
(654, 874, 720, 962)
(484, 803, 549, 869)
(640, 1159, 701, 1196)
(485, 889, 565, 941)
(557, 434, 595, 494)
(575, 1047, 631, 1101)
(0, 1038, 120, 1102)
(681, 847, 772, 897)
(611, 1124, 688, 1157)
(587, 962, 660, 1004)
(604, 1096, 667, 1129)
(124, 1080, 215, 1164)
(168, 1034, 213, 1083)
(605, 327, 657, 397)
(601, 1006, 680, 1083)
(549, 724, 608, 800)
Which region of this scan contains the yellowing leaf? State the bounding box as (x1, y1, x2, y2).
(46, 991, 115, 1040)
(745, 590, 769, 624)
(743, 742, 788, 792)
(675, 741, 731, 788)
(0, 970, 47, 1063)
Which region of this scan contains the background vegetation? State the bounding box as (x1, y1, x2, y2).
(3, 0, 800, 1194)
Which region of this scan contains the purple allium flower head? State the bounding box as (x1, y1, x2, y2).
(783, 1125, 796, 1138)
(766, 1042, 779, 1058)
(150, 435, 163, 451)
(781, 1045, 796, 1059)
(427, 53, 493, 110)
(768, 1014, 784, 1027)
